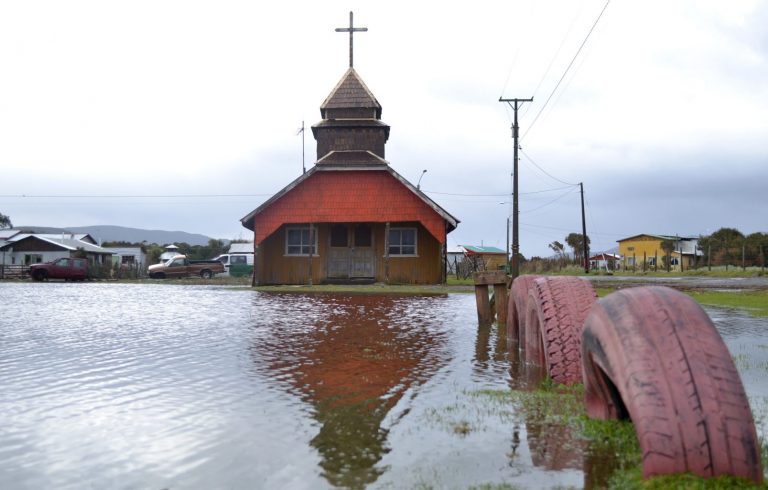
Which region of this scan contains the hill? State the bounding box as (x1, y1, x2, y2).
(16, 225, 216, 246)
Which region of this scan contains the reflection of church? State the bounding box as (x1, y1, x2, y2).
(250, 294, 448, 487)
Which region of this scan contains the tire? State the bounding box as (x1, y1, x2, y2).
(33, 270, 48, 282)
(581, 286, 762, 483)
(151, 272, 165, 280)
(200, 269, 212, 279)
(507, 275, 540, 350)
(523, 276, 597, 384)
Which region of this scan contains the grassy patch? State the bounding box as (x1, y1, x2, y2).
(686, 290, 768, 317)
(468, 383, 767, 489)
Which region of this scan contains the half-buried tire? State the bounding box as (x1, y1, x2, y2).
(507, 275, 540, 351)
(523, 276, 597, 384)
(581, 286, 762, 483)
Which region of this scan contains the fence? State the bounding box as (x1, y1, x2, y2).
(0, 265, 29, 280)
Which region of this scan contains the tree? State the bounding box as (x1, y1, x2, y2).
(746, 232, 768, 268)
(548, 240, 566, 269)
(660, 239, 675, 272)
(548, 240, 565, 257)
(565, 233, 590, 265)
(702, 227, 745, 269)
(0, 212, 12, 229)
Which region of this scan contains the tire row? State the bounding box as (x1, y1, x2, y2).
(505, 275, 763, 484)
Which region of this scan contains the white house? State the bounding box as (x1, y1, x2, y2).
(104, 247, 147, 270)
(0, 231, 113, 266)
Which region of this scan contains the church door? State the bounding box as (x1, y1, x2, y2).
(350, 224, 374, 278)
(327, 224, 375, 279)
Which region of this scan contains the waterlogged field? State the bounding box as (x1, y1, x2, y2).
(1, 282, 767, 489)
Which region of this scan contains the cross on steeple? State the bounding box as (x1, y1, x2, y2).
(335, 11, 368, 68)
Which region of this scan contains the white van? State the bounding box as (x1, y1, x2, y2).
(213, 253, 254, 277)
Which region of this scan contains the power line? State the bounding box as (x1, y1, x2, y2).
(522, 185, 578, 214)
(522, 0, 611, 140)
(0, 193, 273, 198)
(422, 185, 572, 197)
(520, 2, 585, 120)
(520, 150, 578, 186)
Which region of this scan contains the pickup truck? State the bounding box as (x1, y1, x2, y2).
(147, 254, 224, 279)
(29, 257, 89, 281)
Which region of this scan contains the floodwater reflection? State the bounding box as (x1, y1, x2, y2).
(2, 283, 766, 489)
(248, 293, 450, 488)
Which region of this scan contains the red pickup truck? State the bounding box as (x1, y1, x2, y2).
(29, 257, 89, 281)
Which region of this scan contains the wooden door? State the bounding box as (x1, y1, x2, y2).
(328, 224, 350, 278)
(350, 224, 374, 278)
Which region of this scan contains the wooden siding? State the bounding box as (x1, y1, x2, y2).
(315, 127, 387, 159)
(4, 236, 67, 252)
(255, 222, 442, 285)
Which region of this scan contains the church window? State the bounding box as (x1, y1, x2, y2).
(286, 226, 317, 256)
(388, 228, 417, 256)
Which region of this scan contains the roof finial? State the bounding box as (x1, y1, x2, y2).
(335, 11, 368, 68)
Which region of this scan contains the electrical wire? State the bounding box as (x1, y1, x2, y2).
(520, 150, 579, 186)
(522, 0, 611, 140)
(522, 185, 578, 214)
(0, 193, 275, 198)
(520, 1, 585, 119)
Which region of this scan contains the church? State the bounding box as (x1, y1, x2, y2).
(240, 13, 458, 285)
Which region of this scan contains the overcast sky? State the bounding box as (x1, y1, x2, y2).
(1, 1, 766, 257)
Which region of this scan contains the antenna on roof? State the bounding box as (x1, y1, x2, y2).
(297, 121, 305, 174)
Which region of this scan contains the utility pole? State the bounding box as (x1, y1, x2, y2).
(580, 182, 589, 274)
(499, 97, 533, 280)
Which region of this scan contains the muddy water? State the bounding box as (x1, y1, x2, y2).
(0, 283, 766, 489)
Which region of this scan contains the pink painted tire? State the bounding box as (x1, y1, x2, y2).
(581, 286, 762, 483)
(507, 275, 540, 350)
(523, 276, 597, 384)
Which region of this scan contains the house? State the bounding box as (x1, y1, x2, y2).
(446, 246, 465, 274)
(240, 48, 458, 285)
(589, 252, 621, 271)
(0, 231, 113, 267)
(617, 234, 701, 270)
(460, 245, 508, 271)
(104, 247, 147, 270)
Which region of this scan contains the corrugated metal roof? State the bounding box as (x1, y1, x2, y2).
(461, 245, 506, 254)
(1, 233, 113, 254)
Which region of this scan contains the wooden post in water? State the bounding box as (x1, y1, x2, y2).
(473, 271, 508, 326)
(475, 283, 491, 326)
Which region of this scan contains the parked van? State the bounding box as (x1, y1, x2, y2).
(213, 253, 254, 277)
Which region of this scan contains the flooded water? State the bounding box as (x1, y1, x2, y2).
(0, 283, 766, 489)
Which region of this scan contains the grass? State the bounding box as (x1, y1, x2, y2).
(685, 290, 768, 317)
(594, 283, 768, 318)
(534, 265, 767, 278)
(464, 382, 768, 489)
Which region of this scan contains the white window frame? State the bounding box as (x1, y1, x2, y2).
(388, 227, 418, 257)
(285, 225, 318, 257)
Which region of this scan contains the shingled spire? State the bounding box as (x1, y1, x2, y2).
(311, 13, 390, 163)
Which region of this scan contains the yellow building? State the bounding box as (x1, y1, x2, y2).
(617, 234, 700, 271)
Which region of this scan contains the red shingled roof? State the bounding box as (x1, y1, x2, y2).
(244, 169, 453, 245)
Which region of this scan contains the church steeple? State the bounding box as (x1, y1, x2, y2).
(311, 12, 390, 162)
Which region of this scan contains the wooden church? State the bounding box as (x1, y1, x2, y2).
(240, 13, 458, 285)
